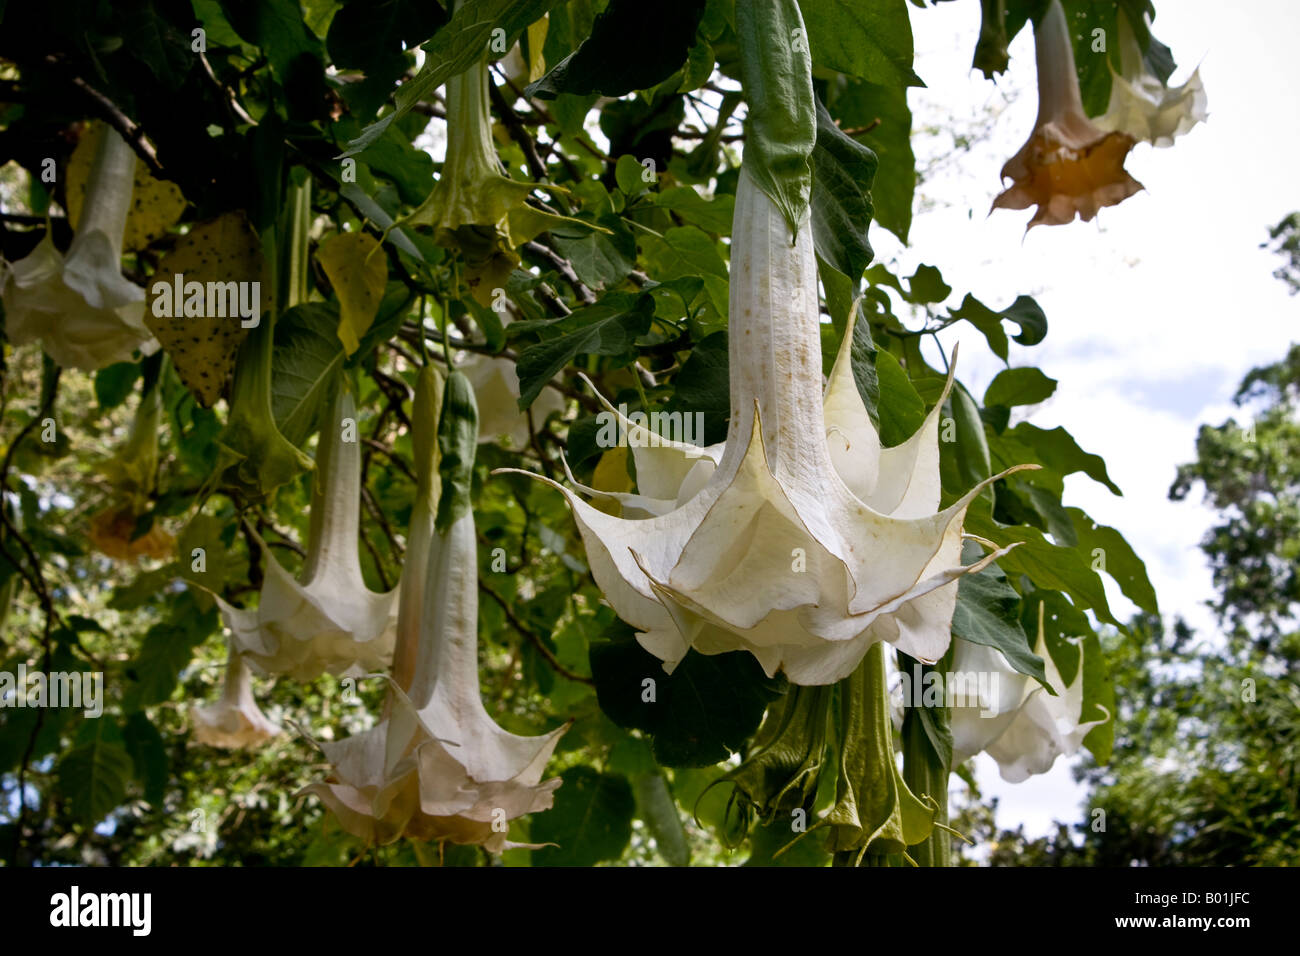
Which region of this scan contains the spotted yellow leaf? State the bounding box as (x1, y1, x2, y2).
(144, 211, 268, 407)
(316, 231, 387, 356)
(67, 123, 187, 251)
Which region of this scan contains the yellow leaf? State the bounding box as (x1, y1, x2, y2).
(527, 16, 549, 83)
(317, 232, 387, 356)
(144, 211, 268, 407)
(590, 446, 633, 516)
(67, 123, 187, 251)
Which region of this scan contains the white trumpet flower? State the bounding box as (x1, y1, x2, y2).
(507, 166, 1028, 686)
(190, 644, 281, 749)
(460, 351, 565, 450)
(304, 368, 567, 851)
(992, 0, 1142, 228)
(949, 603, 1110, 782)
(0, 127, 154, 370)
(1094, 14, 1206, 148)
(217, 387, 398, 681)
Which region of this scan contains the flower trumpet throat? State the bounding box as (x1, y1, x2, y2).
(218, 384, 398, 681)
(1, 126, 154, 370)
(992, 0, 1143, 228)
(504, 166, 1033, 686)
(304, 367, 567, 851)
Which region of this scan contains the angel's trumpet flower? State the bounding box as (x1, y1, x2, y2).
(507, 167, 1029, 686)
(304, 368, 567, 851)
(217, 384, 398, 680)
(89, 372, 174, 562)
(1094, 14, 1206, 148)
(949, 602, 1110, 782)
(190, 644, 281, 749)
(0, 127, 153, 370)
(405, 58, 597, 305)
(992, 0, 1142, 228)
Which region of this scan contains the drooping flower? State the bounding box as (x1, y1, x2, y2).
(404, 57, 598, 306)
(507, 166, 1027, 686)
(992, 0, 1143, 228)
(217, 384, 398, 681)
(1094, 13, 1206, 148)
(190, 644, 281, 749)
(89, 369, 174, 563)
(304, 367, 567, 851)
(0, 127, 154, 370)
(949, 602, 1110, 782)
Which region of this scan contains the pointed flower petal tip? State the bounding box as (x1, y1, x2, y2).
(993, 0, 1142, 229)
(309, 406, 565, 849)
(222, 388, 398, 681)
(513, 167, 1033, 686)
(1, 128, 155, 371)
(1094, 15, 1207, 149)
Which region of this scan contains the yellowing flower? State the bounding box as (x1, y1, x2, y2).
(507, 167, 1027, 686)
(218, 386, 397, 681)
(304, 368, 566, 851)
(1094, 14, 1206, 148)
(949, 602, 1110, 782)
(1, 127, 154, 370)
(992, 0, 1142, 228)
(190, 645, 281, 749)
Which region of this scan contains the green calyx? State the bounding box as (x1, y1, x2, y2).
(721, 683, 833, 847)
(434, 368, 479, 534)
(815, 642, 939, 866)
(973, 0, 1011, 80)
(736, 0, 816, 239)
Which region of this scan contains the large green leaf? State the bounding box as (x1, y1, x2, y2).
(1067, 506, 1159, 613)
(56, 719, 135, 826)
(512, 293, 656, 408)
(531, 766, 635, 866)
(810, 96, 878, 282)
(271, 303, 347, 448)
(991, 422, 1122, 496)
(951, 543, 1048, 687)
(984, 367, 1058, 408)
(829, 79, 915, 242)
(590, 624, 786, 767)
(875, 349, 925, 447)
(949, 293, 1048, 360)
(526, 0, 707, 98)
(796, 0, 922, 88)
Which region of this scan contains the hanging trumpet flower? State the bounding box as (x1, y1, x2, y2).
(405, 57, 598, 306)
(89, 363, 174, 562)
(304, 367, 567, 851)
(191, 644, 282, 749)
(949, 602, 1111, 782)
(1, 127, 154, 370)
(992, 0, 1142, 228)
(507, 167, 1027, 686)
(216, 383, 398, 681)
(1094, 13, 1206, 148)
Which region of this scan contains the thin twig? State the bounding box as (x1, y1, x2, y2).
(479, 581, 592, 685)
(46, 56, 164, 176)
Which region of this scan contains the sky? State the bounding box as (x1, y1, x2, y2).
(897, 0, 1300, 838)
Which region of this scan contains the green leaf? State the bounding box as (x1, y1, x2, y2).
(875, 349, 924, 447)
(849, 305, 880, 431)
(993, 422, 1122, 496)
(526, 0, 707, 98)
(271, 303, 346, 448)
(94, 362, 142, 411)
(632, 772, 691, 865)
(949, 293, 1048, 361)
(665, 330, 730, 446)
(123, 614, 214, 712)
(551, 217, 637, 290)
(123, 712, 168, 805)
(651, 186, 735, 234)
(939, 382, 991, 496)
(796, 0, 922, 87)
(984, 367, 1058, 408)
(326, 0, 446, 88)
(829, 79, 914, 242)
(810, 96, 878, 282)
(1066, 506, 1159, 613)
(736, 0, 816, 236)
(951, 542, 1048, 687)
(590, 625, 785, 767)
(513, 293, 655, 409)
(57, 719, 135, 826)
(341, 0, 563, 157)
(531, 766, 635, 866)
(639, 225, 728, 282)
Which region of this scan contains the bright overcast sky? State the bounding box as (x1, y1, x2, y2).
(895, 0, 1300, 839)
